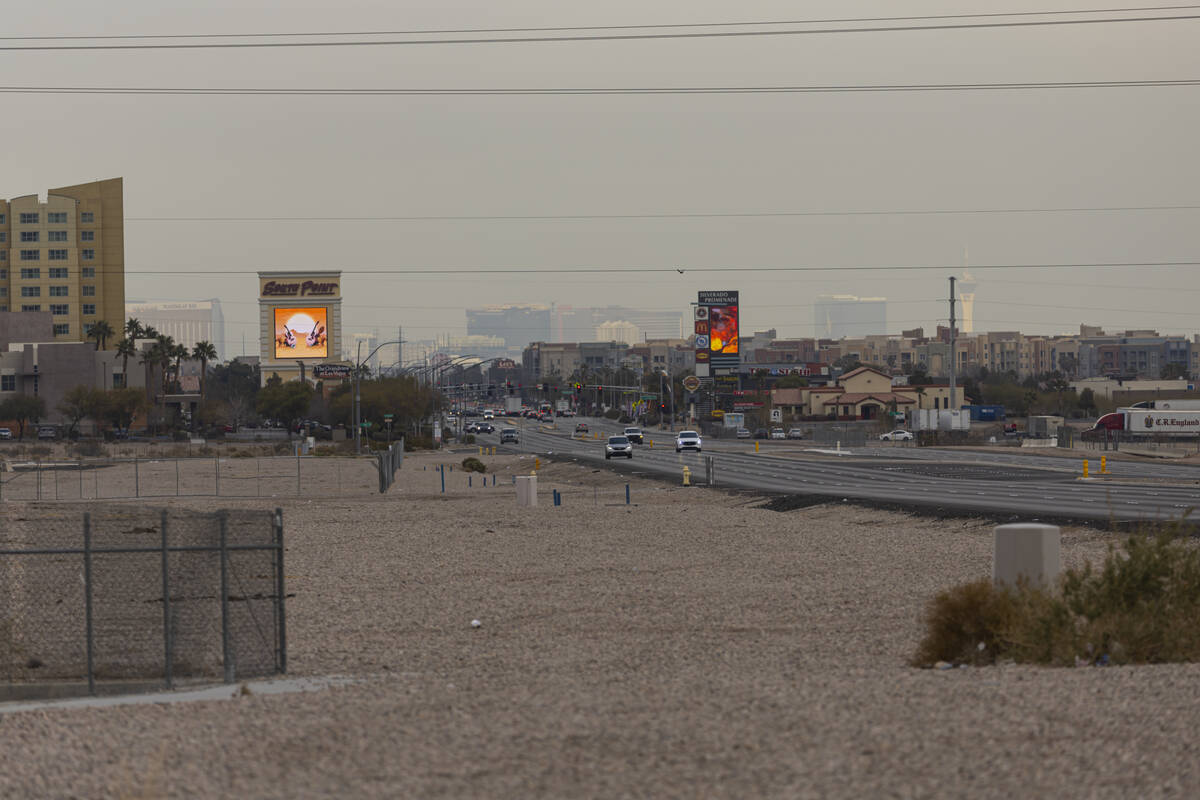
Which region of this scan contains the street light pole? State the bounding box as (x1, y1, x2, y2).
(355, 339, 405, 456)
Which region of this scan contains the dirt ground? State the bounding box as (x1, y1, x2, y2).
(0, 449, 1197, 798)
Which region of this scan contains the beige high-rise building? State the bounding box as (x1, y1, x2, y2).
(0, 178, 125, 347)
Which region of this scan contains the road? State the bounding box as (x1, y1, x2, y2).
(471, 416, 1200, 523)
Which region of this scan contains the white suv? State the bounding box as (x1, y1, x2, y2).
(675, 430, 702, 453)
(605, 435, 634, 459)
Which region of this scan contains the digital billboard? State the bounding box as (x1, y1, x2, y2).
(273, 307, 328, 359)
(697, 290, 740, 368)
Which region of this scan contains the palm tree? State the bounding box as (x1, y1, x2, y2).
(139, 340, 167, 434)
(141, 324, 159, 340)
(191, 341, 218, 399)
(87, 319, 115, 351)
(124, 317, 143, 340)
(154, 335, 176, 395)
(115, 337, 137, 389)
(171, 343, 189, 392)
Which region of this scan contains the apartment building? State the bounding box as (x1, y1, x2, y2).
(0, 178, 125, 346)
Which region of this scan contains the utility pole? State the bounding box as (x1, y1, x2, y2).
(948, 276, 957, 411)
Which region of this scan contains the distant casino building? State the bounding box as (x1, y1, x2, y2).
(813, 295, 888, 338)
(126, 299, 226, 358)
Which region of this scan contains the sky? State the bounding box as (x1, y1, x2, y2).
(3, 1, 1199, 357)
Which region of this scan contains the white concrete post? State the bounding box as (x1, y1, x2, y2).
(993, 523, 1061, 587)
(515, 474, 538, 508)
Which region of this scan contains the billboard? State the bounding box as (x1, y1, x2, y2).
(273, 307, 328, 359)
(696, 290, 739, 369)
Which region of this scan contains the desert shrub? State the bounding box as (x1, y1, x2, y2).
(27, 445, 52, 458)
(913, 528, 1200, 667)
(70, 440, 108, 458)
(460, 457, 487, 473)
(461, 434, 476, 444)
(603, 408, 621, 420)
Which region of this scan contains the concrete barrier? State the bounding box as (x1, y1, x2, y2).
(515, 474, 538, 508)
(993, 523, 1060, 588)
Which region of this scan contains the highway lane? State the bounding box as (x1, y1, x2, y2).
(473, 417, 1200, 523)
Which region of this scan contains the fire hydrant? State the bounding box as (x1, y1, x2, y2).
(682, 466, 691, 486)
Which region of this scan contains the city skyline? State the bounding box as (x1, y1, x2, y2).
(3, 1, 1198, 352)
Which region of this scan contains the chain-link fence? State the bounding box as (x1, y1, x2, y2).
(0, 506, 285, 698)
(0, 455, 384, 502)
(376, 440, 405, 493)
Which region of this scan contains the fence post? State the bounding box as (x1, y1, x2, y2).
(161, 509, 173, 689)
(83, 512, 96, 696)
(79, 459, 84, 499)
(134, 456, 139, 498)
(219, 512, 233, 683)
(296, 448, 301, 496)
(275, 507, 287, 674)
(176, 457, 181, 497)
(215, 452, 220, 497)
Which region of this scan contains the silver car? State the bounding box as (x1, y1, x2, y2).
(605, 435, 633, 459)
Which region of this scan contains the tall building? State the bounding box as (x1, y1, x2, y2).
(958, 269, 977, 334)
(0, 178, 125, 346)
(813, 295, 887, 338)
(126, 299, 226, 358)
(466, 304, 551, 349)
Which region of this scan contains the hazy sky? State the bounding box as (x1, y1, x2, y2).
(4, 1, 1199, 355)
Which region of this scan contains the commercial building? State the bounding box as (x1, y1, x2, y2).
(0, 178, 125, 347)
(125, 299, 226, 359)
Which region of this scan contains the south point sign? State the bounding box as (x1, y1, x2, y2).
(261, 280, 339, 298)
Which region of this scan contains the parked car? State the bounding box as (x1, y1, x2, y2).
(786, 428, 805, 440)
(0, 427, 12, 440)
(736, 428, 751, 439)
(605, 435, 634, 459)
(753, 428, 768, 439)
(37, 426, 58, 440)
(500, 428, 519, 444)
(770, 428, 786, 440)
(879, 429, 914, 441)
(575, 422, 589, 434)
(675, 430, 702, 453)
(623, 426, 644, 444)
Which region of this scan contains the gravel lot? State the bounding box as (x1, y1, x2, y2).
(1, 450, 1197, 798)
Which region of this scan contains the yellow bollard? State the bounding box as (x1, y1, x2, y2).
(682, 466, 691, 486)
(755, 441, 759, 453)
(649, 439, 654, 448)
(1083, 459, 1089, 478)
(479, 446, 483, 455)
(491, 447, 495, 456)
(1101, 455, 1107, 474)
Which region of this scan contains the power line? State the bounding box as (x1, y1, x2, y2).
(121, 204, 1200, 223)
(6, 5, 1199, 41)
(3, 13, 1199, 51)
(6, 79, 1200, 96)
(120, 261, 1200, 275)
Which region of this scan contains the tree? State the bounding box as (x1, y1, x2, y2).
(115, 336, 137, 389)
(124, 317, 143, 340)
(170, 343, 189, 393)
(191, 340, 218, 399)
(58, 385, 103, 438)
(256, 380, 314, 435)
(1078, 388, 1097, 416)
(87, 319, 115, 351)
(1161, 362, 1190, 380)
(100, 387, 149, 432)
(0, 394, 46, 440)
(775, 374, 809, 389)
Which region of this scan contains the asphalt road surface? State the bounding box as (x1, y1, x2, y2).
(473, 417, 1200, 524)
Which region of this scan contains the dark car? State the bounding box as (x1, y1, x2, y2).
(623, 426, 644, 444)
(754, 428, 768, 439)
(476, 422, 495, 434)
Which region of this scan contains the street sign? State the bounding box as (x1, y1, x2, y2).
(383, 413, 394, 419)
(641, 393, 657, 401)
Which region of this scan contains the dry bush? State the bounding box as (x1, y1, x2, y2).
(913, 528, 1200, 667)
(460, 457, 487, 473)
